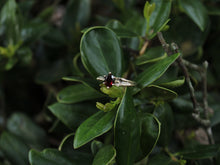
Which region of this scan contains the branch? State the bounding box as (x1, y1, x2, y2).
(157, 32, 210, 125)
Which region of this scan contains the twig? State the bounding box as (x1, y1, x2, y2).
(171, 43, 200, 114)
(139, 39, 149, 55)
(157, 32, 214, 143)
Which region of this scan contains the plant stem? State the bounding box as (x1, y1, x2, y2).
(157, 32, 215, 144)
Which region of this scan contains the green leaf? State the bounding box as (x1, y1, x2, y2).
(178, 0, 209, 31)
(58, 133, 93, 164)
(135, 53, 180, 91)
(211, 105, 220, 126)
(0, 0, 21, 44)
(62, 0, 90, 30)
(114, 88, 140, 165)
(29, 149, 78, 165)
(140, 85, 177, 102)
(0, 132, 29, 165)
(135, 46, 166, 65)
(139, 113, 161, 158)
(147, 154, 180, 165)
(35, 59, 70, 84)
(91, 140, 104, 155)
(147, 0, 172, 38)
(80, 27, 123, 77)
(6, 113, 47, 148)
(48, 102, 97, 130)
(153, 103, 174, 146)
(106, 20, 138, 38)
(92, 145, 116, 165)
(62, 76, 98, 90)
(21, 21, 49, 44)
(176, 144, 220, 159)
(74, 110, 116, 149)
(57, 84, 104, 104)
(158, 77, 185, 88)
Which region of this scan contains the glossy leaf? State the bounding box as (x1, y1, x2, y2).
(147, 0, 172, 38)
(29, 149, 78, 165)
(0, 132, 29, 165)
(139, 113, 161, 158)
(80, 27, 123, 77)
(6, 113, 47, 148)
(135, 53, 180, 90)
(92, 145, 116, 165)
(57, 84, 103, 104)
(178, 0, 209, 31)
(106, 20, 138, 38)
(140, 85, 177, 102)
(114, 88, 140, 165)
(74, 110, 116, 149)
(153, 103, 174, 146)
(135, 46, 166, 65)
(48, 102, 97, 130)
(176, 144, 220, 159)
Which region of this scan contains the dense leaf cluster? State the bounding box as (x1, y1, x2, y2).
(0, 0, 220, 165)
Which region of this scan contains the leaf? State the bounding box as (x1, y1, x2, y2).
(135, 46, 166, 65)
(6, 113, 47, 148)
(135, 53, 180, 91)
(147, 154, 179, 165)
(0, 0, 21, 44)
(139, 113, 161, 158)
(91, 140, 104, 155)
(57, 84, 104, 104)
(48, 102, 97, 130)
(140, 85, 177, 101)
(176, 144, 220, 159)
(29, 149, 78, 165)
(35, 59, 70, 84)
(114, 88, 140, 165)
(158, 77, 185, 88)
(21, 21, 49, 44)
(80, 27, 123, 77)
(211, 105, 220, 126)
(106, 20, 138, 38)
(178, 0, 209, 31)
(62, 76, 99, 90)
(74, 110, 116, 149)
(153, 103, 174, 146)
(58, 133, 93, 164)
(0, 132, 29, 165)
(147, 0, 172, 38)
(92, 145, 116, 165)
(62, 0, 90, 30)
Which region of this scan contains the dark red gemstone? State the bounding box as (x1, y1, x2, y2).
(104, 73, 114, 88)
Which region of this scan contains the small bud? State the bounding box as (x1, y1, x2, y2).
(143, 1, 156, 20)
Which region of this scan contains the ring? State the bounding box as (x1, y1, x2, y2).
(97, 72, 135, 88)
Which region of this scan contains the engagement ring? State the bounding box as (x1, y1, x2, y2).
(97, 72, 135, 88)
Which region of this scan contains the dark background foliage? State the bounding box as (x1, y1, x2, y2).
(0, 0, 220, 165)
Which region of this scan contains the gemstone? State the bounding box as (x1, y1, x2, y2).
(105, 73, 114, 88)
